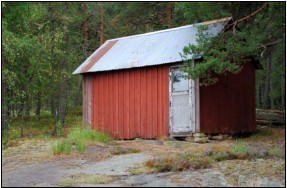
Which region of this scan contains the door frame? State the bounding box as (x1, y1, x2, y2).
(169, 65, 196, 136)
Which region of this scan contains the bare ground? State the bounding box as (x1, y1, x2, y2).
(2, 127, 286, 187)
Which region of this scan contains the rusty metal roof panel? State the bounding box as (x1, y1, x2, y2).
(73, 17, 231, 74)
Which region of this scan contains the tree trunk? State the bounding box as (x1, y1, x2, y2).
(25, 94, 31, 117)
(35, 79, 41, 119)
(263, 54, 271, 109)
(82, 2, 89, 55)
(263, 24, 272, 109)
(166, 2, 172, 28)
(281, 67, 285, 111)
(50, 96, 56, 116)
(256, 83, 260, 108)
(49, 3, 57, 117)
(2, 79, 8, 133)
(56, 2, 69, 132)
(58, 77, 69, 126)
(74, 78, 82, 106)
(100, 2, 104, 45)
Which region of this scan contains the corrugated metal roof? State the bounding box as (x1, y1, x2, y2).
(73, 17, 231, 74)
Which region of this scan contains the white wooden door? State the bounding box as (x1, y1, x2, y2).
(170, 67, 195, 135)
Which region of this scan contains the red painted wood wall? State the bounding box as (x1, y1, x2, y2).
(199, 62, 256, 133)
(83, 65, 170, 139)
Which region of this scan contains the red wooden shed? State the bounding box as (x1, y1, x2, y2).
(73, 17, 258, 139)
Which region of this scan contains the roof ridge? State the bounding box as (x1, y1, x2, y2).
(106, 17, 232, 42)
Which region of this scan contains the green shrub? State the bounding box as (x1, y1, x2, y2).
(229, 142, 249, 155)
(52, 140, 72, 155)
(55, 121, 63, 136)
(76, 142, 87, 153)
(212, 151, 229, 162)
(153, 157, 174, 172)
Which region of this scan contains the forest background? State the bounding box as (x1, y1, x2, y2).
(1, 2, 285, 135)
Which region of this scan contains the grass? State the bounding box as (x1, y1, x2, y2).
(68, 128, 112, 144)
(143, 153, 213, 173)
(56, 174, 118, 186)
(111, 146, 141, 155)
(140, 142, 253, 173)
(76, 142, 87, 153)
(229, 142, 249, 155)
(52, 140, 72, 155)
(50, 128, 112, 155)
(267, 147, 285, 158)
(51, 128, 112, 155)
(1, 106, 112, 155)
(2, 107, 83, 149)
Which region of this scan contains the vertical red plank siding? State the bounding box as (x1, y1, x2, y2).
(152, 68, 158, 138)
(200, 62, 256, 133)
(157, 67, 163, 137)
(134, 71, 141, 137)
(140, 68, 147, 137)
(88, 64, 170, 139)
(129, 70, 135, 139)
(146, 68, 152, 138)
(123, 71, 130, 139)
(118, 72, 124, 139)
(99, 74, 104, 131)
(83, 76, 87, 126)
(114, 72, 119, 138)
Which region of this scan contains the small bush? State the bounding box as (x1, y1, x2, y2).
(189, 157, 212, 170)
(76, 142, 87, 153)
(2, 127, 21, 148)
(144, 160, 155, 168)
(229, 142, 249, 155)
(172, 158, 190, 171)
(52, 140, 72, 155)
(211, 151, 229, 162)
(145, 154, 212, 173)
(111, 146, 140, 155)
(55, 121, 63, 136)
(153, 157, 174, 172)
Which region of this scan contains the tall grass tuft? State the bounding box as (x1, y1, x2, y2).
(76, 142, 87, 153)
(68, 128, 112, 144)
(52, 140, 72, 155)
(229, 142, 249, 156)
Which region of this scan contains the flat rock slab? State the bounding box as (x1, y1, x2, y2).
(77, 153, 154, 176)
(2, 161, 67, 187)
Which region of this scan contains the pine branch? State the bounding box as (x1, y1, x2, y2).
(259, 39, 281, 57)
(224, 2, 269, 31)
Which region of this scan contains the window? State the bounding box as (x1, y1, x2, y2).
(172, 69, 188, 92)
